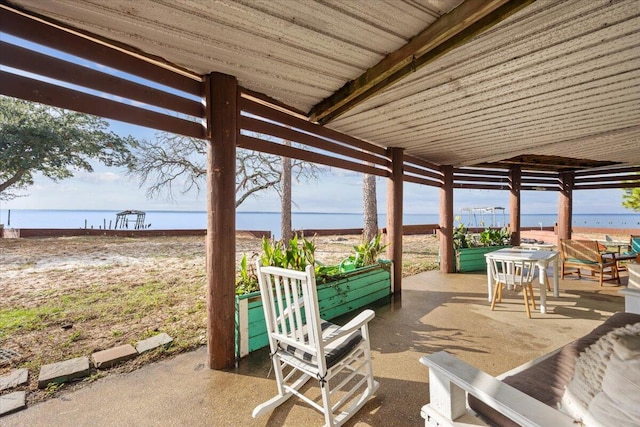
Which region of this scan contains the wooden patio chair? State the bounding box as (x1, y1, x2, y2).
(615, 235, 640, 265)
(488, 257, 537, 318)
(253, 262, 379, 426)
(559, 239, 620, 286)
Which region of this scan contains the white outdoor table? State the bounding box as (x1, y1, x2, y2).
(484, 248, 560, 314)
(519, 242, 556, 250)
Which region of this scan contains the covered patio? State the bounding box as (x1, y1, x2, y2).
(1, 0, 639, 371)
(1, 1, 640, 422)
(2, 270, 628, 426)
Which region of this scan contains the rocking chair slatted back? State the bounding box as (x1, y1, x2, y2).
(258, 265, 324, 368)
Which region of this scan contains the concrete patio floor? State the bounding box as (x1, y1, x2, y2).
(3, 269, 628, 426)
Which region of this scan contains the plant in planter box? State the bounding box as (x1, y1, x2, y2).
(337, 233, 389, 273)
(235, 233, 392, 357)
(452, 215, 511, 249)
(260, 233, 315, 270)
(479, 227, 511, 247)
(236, 233, 317, 296)
(237, 233, 390, 294)
(453, 222, 470, 249)
(235, 253, 259, 295)
(453, 222, 513, 273)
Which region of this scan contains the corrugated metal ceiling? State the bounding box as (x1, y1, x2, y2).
(6, 0, 461, 111)
(329, 0, 640, 167)
(4, 0, 640, 168)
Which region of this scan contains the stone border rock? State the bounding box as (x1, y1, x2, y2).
(0, 333, 173, 417)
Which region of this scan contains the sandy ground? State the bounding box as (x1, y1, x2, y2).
(0, 233, 439, 403)
(0, 234, 439, 298)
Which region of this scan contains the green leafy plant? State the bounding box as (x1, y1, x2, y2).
(453, 216, 511, 249)
(260, 233, 316, 271)
(479, 227, 511, 246)
(338, 233, 389, 271)
(261, 237, 286, 268)
(353, 233, 388, 268)
(236, 234, 317, 295)
(453, 222, 469, 249)
(235, 253, 259, 295)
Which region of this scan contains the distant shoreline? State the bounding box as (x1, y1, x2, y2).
(1, 208, 636, 215)
(1, 209, 637, 236)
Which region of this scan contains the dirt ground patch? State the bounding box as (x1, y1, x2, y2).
(0, 234, 439, 403)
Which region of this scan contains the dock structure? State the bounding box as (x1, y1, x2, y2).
(460, 207, 506, 228)
(114, 210, 146, 230)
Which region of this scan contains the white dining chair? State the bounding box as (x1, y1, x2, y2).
(488, 257, 537, 318)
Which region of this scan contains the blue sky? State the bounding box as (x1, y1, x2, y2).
(1, 118, 629, 216)
(3, 117, 629, 215)
(0, 34, 631, 216)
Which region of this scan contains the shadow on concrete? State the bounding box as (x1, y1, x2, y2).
(3, 269, 627, 427)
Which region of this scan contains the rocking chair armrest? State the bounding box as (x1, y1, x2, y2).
(323, 309, 375, 345)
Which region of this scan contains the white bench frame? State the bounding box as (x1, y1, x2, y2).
(420, 288, 640, 427)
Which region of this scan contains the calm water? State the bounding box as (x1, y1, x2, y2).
(2, 209, 639, 238)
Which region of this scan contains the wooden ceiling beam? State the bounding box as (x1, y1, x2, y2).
(309, 0, 534, 124)
(0, 5, 203, 95)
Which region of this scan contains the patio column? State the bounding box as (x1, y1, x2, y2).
(205, 72, 237, 370)
(439, 165, 454, 273)
(509, 166, 521, 245)
(387, 147, 404, 294)
(558, 171, 574, 242)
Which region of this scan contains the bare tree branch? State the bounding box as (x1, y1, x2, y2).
(128, 132, 323, 208)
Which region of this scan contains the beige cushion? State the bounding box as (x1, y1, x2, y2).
(613, 333, 640, 360)
(587, 351, 640, 427)
(559, 322, 640, 426)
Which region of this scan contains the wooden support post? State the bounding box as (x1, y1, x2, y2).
(558, 171, 574, 243)
(386, 147, 404, 294)
(509, 166, 521, 246)
(205, 72, 237, 370)
(439, 166, 454, 273)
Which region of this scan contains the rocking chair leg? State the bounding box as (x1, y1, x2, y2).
(252, 372, 312, 418)
(253, 394, 294, 418)
(321, 381, 335, 427)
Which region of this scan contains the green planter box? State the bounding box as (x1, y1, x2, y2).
(235, 262, 392, 358)
(455, 246, 511, 272)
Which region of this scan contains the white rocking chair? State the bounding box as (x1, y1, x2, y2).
(253, 262, 379, 426)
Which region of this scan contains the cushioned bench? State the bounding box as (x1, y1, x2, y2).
(468, 311, 640, 426)
(420, 289, 640, 427)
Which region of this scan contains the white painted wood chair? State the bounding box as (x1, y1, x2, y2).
(488, 257, 537, 318)
(253, 262, 379, 426)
